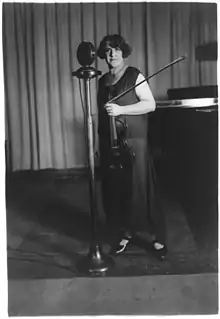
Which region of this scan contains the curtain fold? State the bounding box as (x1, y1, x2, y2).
(3, 2, 217, 171)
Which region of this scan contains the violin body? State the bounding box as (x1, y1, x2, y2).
(106, 118, 134, 196)
(109, 120, 134, 169)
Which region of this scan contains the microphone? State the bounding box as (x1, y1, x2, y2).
(76, 41, 96, 67)
(72, 41, 101, 79)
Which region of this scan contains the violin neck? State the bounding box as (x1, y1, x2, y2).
(108, 88, 118, 148)
(110, 116, 118, 148)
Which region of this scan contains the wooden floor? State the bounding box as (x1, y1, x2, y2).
(5, 155, 218, 316)
(6, 156, 218, 279)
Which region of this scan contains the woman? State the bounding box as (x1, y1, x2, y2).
(96, 34, 167, 259)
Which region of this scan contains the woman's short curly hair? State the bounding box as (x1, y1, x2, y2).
(97, 34, 132, 59)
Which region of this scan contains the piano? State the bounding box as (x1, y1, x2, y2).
(152, 42, 218, 245)
(151, 85, 218, 247)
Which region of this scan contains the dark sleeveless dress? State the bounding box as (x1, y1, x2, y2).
(97, 66, 165, 240)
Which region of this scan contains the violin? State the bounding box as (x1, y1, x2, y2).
(109, 115, 134, 169)
(105, 111, 134, 196)
(106, 55, 187, 193)
(106, 55, 187, 168)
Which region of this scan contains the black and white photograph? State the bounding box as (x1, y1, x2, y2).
(2, 0, 218, 316)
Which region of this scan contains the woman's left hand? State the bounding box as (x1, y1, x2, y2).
(105, 103, 122, 116)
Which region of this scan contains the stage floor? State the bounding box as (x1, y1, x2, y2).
(6, 157, 218, 279)
(5, 156, 218, 315)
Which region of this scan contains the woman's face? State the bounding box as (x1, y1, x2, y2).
(104, 45, 124, 69)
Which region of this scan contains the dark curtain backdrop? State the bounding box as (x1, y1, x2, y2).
(3, 2, 217, 171)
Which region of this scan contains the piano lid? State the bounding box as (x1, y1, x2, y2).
(160, 85, 218, 111)
(156, 97, 218, 111)
(167, 86, 218, 100)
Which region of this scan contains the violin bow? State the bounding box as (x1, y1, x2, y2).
(107, 55, 187, 104)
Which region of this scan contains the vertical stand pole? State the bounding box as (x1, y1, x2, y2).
(74, 68, 114, 276)
(84, 78, 98, 236)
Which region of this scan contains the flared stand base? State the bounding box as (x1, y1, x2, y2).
(76, 243, 114, 276)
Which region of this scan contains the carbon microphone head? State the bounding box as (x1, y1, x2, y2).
(77, 41, 96, 67)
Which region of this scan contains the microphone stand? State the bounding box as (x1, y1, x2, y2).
(72, 66, 114, 276)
